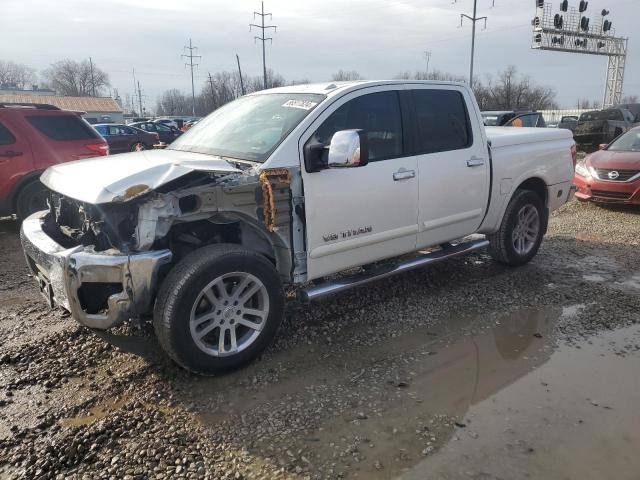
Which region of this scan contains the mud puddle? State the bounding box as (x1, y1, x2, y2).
(173, 305, 585, 478)
(401, 324, 640, 480)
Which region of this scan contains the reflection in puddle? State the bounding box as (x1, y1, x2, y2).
(583, 274, 606, 282)
(402, 324, 640, 480)
(60, 396, 129, 427)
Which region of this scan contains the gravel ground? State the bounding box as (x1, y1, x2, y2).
(0, 199, 639, 479)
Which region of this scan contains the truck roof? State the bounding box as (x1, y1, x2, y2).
(252, 80, 469, 98)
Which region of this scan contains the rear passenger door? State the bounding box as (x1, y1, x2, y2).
(0, 119, 33, 203)
(410, 86, 489, 248)
(107, 125, 130, 152)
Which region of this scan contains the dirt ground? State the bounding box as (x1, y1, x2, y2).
(0, 199, 639, 480)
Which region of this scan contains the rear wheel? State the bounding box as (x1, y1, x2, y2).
(154, 244, 284, 374)
(488, 189, 545, 266)
(16, 180, 48, 220)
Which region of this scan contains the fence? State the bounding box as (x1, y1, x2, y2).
(538, 109, 591, 124)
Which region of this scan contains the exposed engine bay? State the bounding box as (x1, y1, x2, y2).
(40, 161, 298, 281)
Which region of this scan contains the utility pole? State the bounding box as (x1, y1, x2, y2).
(424, 51, 431, 77)
(236, 54, 246, 95)
(182, 38, 201, 116)
(137, 81, 144, 117)
(132, 68, 138, 115)
(89, 57, 96, 96)
(458, 0, 494, 88)
(207, 72, 216, 108)
(250, 1, 277, 90)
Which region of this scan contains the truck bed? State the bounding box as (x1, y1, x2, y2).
(486, 126, 573, 148)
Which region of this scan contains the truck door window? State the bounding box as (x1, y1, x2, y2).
(412, 89, 472, 153)
(309, 91, 403, 162)
(0, 122, 16, 145)
(516, 114, 539, 127)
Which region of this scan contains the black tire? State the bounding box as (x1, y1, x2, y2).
(154, 244, 284, 374)
(16, 180, 48, 220)
(487, 189, 546, 266)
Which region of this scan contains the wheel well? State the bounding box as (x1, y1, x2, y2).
(516, 177, 547, 206)
(164, 218, 283, 273)
(10, 172, 44, 214)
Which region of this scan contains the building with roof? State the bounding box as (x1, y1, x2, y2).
(0, 93, 124, 123)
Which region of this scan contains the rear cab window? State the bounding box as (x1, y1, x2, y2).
(26, 114, 100, 141)
(411, 89, 472, 154)
(0, 121, 16, 145)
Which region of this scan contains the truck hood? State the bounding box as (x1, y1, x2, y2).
(587, 150, 640, 170)
(40, 149, 241, 204)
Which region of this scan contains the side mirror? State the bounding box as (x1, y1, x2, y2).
(327, 130, 368, 168)
(598, 143, 608, 150)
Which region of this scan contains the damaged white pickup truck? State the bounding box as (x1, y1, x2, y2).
(21, 81, 576, 373)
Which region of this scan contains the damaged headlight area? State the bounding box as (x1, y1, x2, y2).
(43, 192, 139, 252)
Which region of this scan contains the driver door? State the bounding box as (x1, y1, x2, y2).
(300, 87, 419, 280)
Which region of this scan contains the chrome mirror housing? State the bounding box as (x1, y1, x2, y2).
(327, 130, 368, 168)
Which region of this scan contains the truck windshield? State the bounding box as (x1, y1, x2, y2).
(607, 129, 640, 152)
(169, 93, 325, 162)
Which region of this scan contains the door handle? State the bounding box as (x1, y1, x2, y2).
(393, 169, 416, 181)
(0, 150, 23, 158)
(466, 156, 485, 167)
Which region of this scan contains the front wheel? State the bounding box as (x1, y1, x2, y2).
(154, 244, 284, 374)
(488, 189, 546, 266)
(16, 180, 48, 220)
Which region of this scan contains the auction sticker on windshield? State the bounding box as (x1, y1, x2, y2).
(282, 99, 318, 110)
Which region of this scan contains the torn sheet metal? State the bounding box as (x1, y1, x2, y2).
(40, 149, 241, 205)
(259, 168, 291, 233)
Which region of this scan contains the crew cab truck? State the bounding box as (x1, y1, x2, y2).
(20, 81, 576, 374)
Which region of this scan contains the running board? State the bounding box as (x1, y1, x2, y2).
(298, 238, 489, 303)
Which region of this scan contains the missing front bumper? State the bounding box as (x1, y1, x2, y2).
(20, 211, 172, 330)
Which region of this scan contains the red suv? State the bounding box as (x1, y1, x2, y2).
(0, 103, 108, 219)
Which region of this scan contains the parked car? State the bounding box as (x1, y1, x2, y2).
(574, 126, 640, 204)
(614, 103, 640, 123)
(482, 111, 546, 128)
(126, 117, 150, 124)
(0, 102, 108, 219)
(154, 118, 180, 129)
(21, 81, 575, 374)
(482, 111, 516, 126)
(556, 115, 578, 132)
(573, 108, 634, 151)
(94, 123, 159, 153)
(129, 121, 182, 144)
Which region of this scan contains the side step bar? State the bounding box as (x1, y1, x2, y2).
(298, 238, 489, 303)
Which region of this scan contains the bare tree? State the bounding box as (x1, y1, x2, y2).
(156, 89, 194, 116)
(576, 98, 601, 110)
(394, 69, 465, 82)
(331, 70, 363, 81)
(620, 95, 639, 104)
(43, 59, 110, 96)
(473, 66, 557, 111)
(0, 60, 35, 89)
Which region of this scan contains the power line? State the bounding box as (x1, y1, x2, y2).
(457, 0, 495, 88)
(250, 1, 277, 90)
(182, 38, 201, 116)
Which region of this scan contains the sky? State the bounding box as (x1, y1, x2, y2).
(1, 0, 638, 110)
